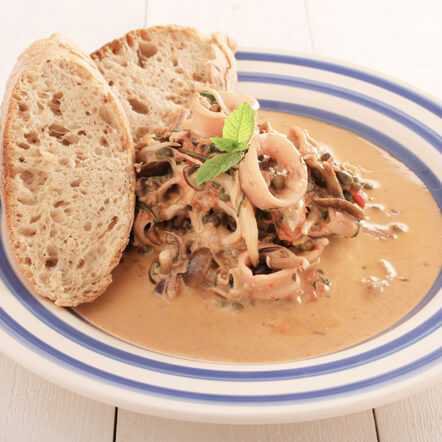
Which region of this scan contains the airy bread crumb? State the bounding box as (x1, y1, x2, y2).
(92, 26, 237, 144)
(0, 34, 135, 306)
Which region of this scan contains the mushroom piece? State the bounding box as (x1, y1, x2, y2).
(133, 210, 157, 246)
(305, 156, 344, 198)
(148, 260, 162, 284)
(183, 247, 213, 288)
(321, 162, 345, 198)
(137, 160, 173, 178)
(149, 175, 194, 221)
(239, 133, 308, 209)
(304, 154, 344, 198)
(214, 201, 242, 247)
(136, 142, 180, 163)
(313, 196, 364, 220)
(155, 272, 183, 299)
(309, 209, 360, 238)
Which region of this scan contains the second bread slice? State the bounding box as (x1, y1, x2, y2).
(92, 25, 237, 144)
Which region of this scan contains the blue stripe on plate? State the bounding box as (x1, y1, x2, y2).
(256, 99, 441, 203)
(236, 51, 442, 117)
(0, 91, 440, 381)
(239, 72, 442, 153)
(1, 307, 441, 404)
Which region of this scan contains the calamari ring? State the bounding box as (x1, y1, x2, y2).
(239, 133, 308, 209)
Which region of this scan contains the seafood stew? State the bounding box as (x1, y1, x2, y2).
(76, 103, 441, 363)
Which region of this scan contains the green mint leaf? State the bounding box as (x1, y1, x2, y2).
(194, 102, 256, 185)
(222, 102, 255, 145)
(210, 137, 239, 152)
(230, 141, 248, 152)
(196, 152, 243, 185)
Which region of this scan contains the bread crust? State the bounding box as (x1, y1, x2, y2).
(0, 34, 135, 307)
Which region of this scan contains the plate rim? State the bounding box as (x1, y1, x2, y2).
(0, 323, 441, 424)
(0, 48, 441, 423)
(236, 47, 442, 110)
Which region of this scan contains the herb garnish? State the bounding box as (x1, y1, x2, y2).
(195, 103, 256, 185)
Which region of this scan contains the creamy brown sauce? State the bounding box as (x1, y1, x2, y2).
(76, 112, 442, 363)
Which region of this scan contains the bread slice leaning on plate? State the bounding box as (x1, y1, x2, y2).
(0, 34, 135, 307)
(92, 25, 237, 144)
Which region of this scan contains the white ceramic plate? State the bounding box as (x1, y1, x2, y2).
(0, 49, 441, 424)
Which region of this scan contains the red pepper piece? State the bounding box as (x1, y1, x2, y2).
(352, 190, 366, 208)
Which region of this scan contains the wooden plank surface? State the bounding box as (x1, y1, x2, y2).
(116, 409, 377, 442)
(0, 357, 115, 442)
(375, 384, 442, 442)
(0, 0, 441, 441)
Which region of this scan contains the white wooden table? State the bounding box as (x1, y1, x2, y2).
(1, 1, 441, 441)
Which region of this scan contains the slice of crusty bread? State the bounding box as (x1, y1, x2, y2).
(92, 25, 237, 144)
(0, 34, 135, 307)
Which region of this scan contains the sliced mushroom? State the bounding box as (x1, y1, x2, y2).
(156, 272, 183, 299)
(304, 155, 344, 198)
(313, 196, 364, 220)
(309, 209, 360, 238)
(216, 201, 242, 246)
(322, 162, 344, 198)
(138, 160, 173, 178)
(136, 142, 180, 163)
(149, 260, 162, 284)
(183, 247, 213, 288)
(133, 210, 157, 245)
